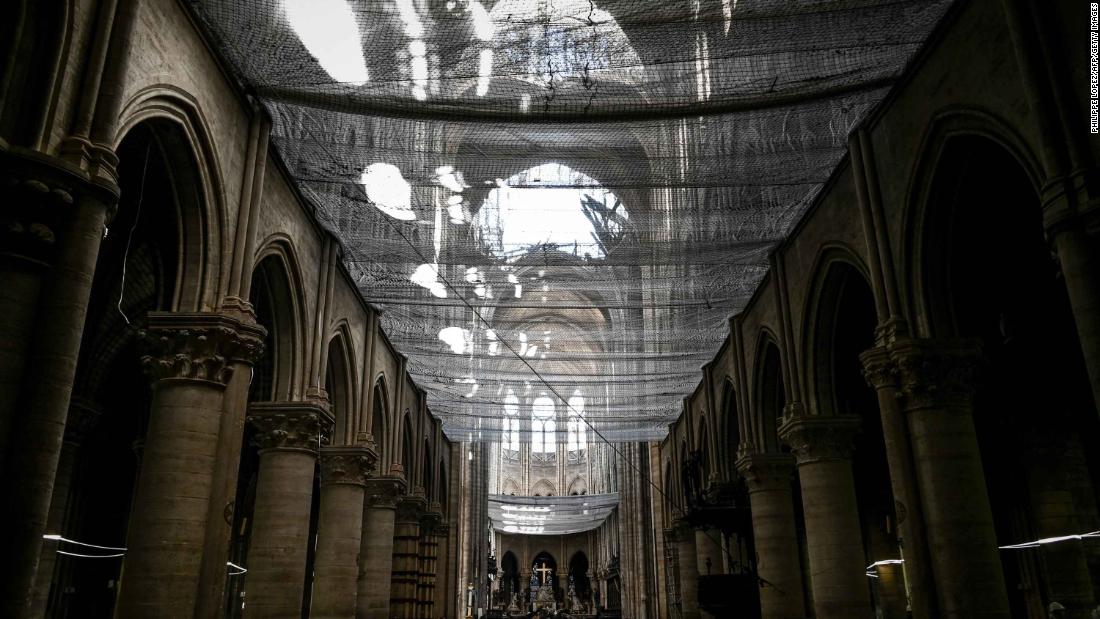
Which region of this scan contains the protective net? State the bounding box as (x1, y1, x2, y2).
(189, 0, 954, 442)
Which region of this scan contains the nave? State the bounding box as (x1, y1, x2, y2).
(1, 0, 1099, 618)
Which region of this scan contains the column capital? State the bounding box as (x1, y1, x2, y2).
(888, 338, 983, 410)
(859, 345, 897, 390)
(778, 415, 860, 465)
(1041, 168, 1100, 238)
(248, 401, 334, 453)
(736, 451, 795, 492)
(139, 312, 266, 386)
(319, 445, 377, 486)
(396, 493, 428, 523)
(365, 476, 407, 509)
(421, 506, 444, 529)
(1, 148, 120, 266)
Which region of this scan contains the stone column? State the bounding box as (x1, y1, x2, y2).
(113, 313, 263, 617)
(890, 339, 1009, 618)
(244, 402, 332, 618)
(0, 171, 65, 465)
(737, 450, 807, 619)
(861, 346, 936, 619)
(29, 398, 101, 617)
(670, 521, 701, 619)
(358, 476, 405, 619)
(433, 523, 451, 616)
(1025, 436, 1097, 617)
(0, 153, 118, 617)
(391, 492, 426, 619)
(1044, 203, 1100, 420)
(417, 505, 442, 618)
(311, 445, 377, 619)
(779, 415, 871, 619)
(196, 305, 265, 619)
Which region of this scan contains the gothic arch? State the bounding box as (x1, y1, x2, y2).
(902, 108, 1044, 339)
(720, 378, 740, 476)
(369, 375, 390, 464)
(530, 479, 557, 497)
(753, 330, 785, 452)
(115, 86, 230, 310)
(400, 411, 414, 480)
(325, 326, 355, 445)
(567, 476, 588, 496)
(799, 245, 873, 417)
(502, 478, 520, 496)
(250, 242, 305, 402)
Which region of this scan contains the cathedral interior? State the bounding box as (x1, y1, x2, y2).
(2, 0, 1099, 618)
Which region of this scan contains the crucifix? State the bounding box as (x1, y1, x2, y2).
(534, 562, 553, 587)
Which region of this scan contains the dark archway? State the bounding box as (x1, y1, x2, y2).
(324, 333, 352, 444)
(755, 336, 785, 453)
(500, 551, 520, 609)
(568, 551, 592, 612)
(248, 254, 298, 403)
(811, 260, 902, 616)
(925, 135, 1100, 616)
(401, 413, 414, 481)
(370, 379, 387, 463)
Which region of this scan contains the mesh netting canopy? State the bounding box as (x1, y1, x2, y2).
(490, 493, 619, 536)
(190, 0, 954, 442)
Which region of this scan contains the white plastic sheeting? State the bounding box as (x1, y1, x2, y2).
(489, 493, 620, 536)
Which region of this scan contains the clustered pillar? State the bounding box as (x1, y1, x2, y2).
(244, 402, 333, 617)
(312, 445, 377, 618)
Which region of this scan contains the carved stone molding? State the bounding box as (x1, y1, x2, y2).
(247, 401, 334, 453)
(319, 445, 377, 487)
(396, 493, 428, 523)
(778, 415, 860, 465)
(1, 149, 119, 266)
(139, 312, 266, 385)
(888, 339, 983, 411)
(859, 345, 897, 391)
(365, 476, 407, 509)
(1041, 169, 1100, 238)
(421, 506, 443, 530)
(736, 452, 796, 492)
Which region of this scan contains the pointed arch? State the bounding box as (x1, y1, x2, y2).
(530, 479, 557, 497)
(115, 86, 231, 310)
(753, 330, 785, 452)
(901, 108, 1044, 339)
(370, 375, 390, 464)
(249, 244, 305, 402)
(325, 325, 355, 445)
(799, 245, 874, 417)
